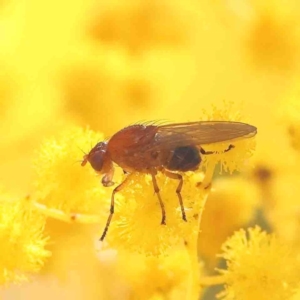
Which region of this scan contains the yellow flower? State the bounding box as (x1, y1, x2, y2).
(59, 50, 161, 133)
(218, 226, 300, 300)
(199, 177, 259, 267)
(104, 116, 255, 256)
(246, 3, 299, 72)
(265, 171, 300, 246)
(290, 288, 300, 300)
(88, 0, 190, 54)
(27, 102, 256, 300)
(106, 171, 207, 256)
(0, 189, 50, 285)
(219, 0, 300, 73)
(32, 126, 111, 217)
(280, 79, 300, 153)
(200, 102, 257, 174)
(201, 137, 256, 174)
(117, 248, 198, 299)
(30, 126, 119, 297)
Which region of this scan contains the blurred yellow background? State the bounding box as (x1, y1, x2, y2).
(1, 0, 300, 299)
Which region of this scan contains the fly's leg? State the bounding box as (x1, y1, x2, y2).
(200, 144, 234, 155)
(150, 171, 166, 225)
(163, 170, 187, 222)
(100, 173, 132, 241)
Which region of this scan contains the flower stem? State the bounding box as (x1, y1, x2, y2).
(202, 158, 217, 188)
(185, 163, 216, 300)
(30, 200, 101, 223)
(199, 275, 226, 286)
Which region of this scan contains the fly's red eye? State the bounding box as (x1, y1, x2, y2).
(88, 150, 104, 172)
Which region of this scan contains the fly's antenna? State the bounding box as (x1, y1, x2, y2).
(76, 145, 88, 166)
(72, 159, 85, 166)
(77, 145, 87, 156)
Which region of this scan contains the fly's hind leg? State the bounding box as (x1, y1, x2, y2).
(163, 170, 187, 222)
(100, 173, 132, 241)
(200, 144, 234, 155)
(150, 171, 166, 225)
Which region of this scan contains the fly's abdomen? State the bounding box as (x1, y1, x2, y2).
(166, 146, 201, 172)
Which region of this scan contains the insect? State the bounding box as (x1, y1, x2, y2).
(81, 121, 257, 241)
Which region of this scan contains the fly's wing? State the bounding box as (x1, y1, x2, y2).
(148, 121, 257, 152)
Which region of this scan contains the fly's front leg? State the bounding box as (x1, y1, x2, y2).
(100, 172, 132, 241)
(102, 167, 115, 187)
(200, 144, 234, 155)
(163, 170, 187, 222)
(150, 170, 166, 225)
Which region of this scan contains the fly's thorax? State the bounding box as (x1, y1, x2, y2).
(112, 148, 171, 173)
(107, 125, 160, 172)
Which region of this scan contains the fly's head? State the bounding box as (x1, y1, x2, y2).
(81, 141, 111, 174)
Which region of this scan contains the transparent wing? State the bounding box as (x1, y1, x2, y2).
(147, 121, 257, 152)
